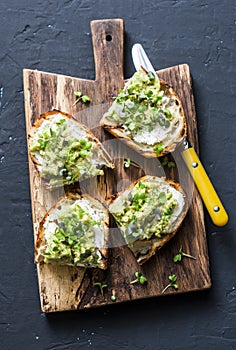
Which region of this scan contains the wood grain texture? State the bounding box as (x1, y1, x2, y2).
(23, 18, 211, 313)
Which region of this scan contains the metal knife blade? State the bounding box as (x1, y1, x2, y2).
(132, 43, 158, 78)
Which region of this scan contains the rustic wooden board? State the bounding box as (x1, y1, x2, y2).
(23, 18, 211, 313)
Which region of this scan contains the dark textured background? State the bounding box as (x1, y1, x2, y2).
(0, 1, 236, 349)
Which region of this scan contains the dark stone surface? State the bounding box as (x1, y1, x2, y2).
(0, 1, 235, 349)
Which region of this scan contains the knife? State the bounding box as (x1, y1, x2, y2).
(132, 43, 228, 226)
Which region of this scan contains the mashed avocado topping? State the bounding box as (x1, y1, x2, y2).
(109, 180, 178, 243)
(103, 70, 182, 152)
(43, 200, 103, 267)
(30, 114, 104, 187)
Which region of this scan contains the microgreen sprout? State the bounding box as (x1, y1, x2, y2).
(81, 95, 91, 103)
(73, 91, 91, 106)
(161, 274, 179, 294)
(173, 246, 196, 263)
(130, 272, 147, 285)
(110, 289, 116, 302)
(111, 295, 116, 302)
(147, 71, 155, 81)
(167, 162, 176, 168)
(153, 143, 164, 155)
(162, 156, 176, 168)
(93, 282, 108, 296)
(74, 91, 82, 98)
(124, 158, 131, 168)
(138, 181, 146, 189)
(164, 109, 172, 120)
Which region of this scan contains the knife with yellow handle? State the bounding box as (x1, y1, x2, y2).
(132, 43, 228, 226)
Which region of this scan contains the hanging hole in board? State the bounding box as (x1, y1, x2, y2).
(106, 34, 112, 42)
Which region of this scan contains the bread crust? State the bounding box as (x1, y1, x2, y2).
(100, 79, 187, 158)
(28, 109, 114, 189)
(35, 192, 110, 270)
(108, 175, 188, 265)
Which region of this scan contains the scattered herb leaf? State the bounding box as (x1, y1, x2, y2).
(161, 274, 179, 294)
(73, 91, 91, 106)
(138, 181, 146, 189)
(93, 282, 108, 296)
(124, 158, 131, 168)
(173, 253, 182, 263)
(162, 156, 176, 168)
(74, 91, 82, 98)
(167, 161, 176, 168)
(173, 246, 196, 263)
(91, 220, 101, 226)
(130, 272, 147, 285)
(81, 95, 91, 103)
(162, 156, 169, 166)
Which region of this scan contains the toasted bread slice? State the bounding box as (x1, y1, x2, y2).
(28, 110, 114, 189)
(35, 192, 109, 269)
(109, 175, 188, 264)
(100, 70, 186, 158)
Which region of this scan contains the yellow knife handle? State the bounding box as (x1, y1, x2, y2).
(182, 147, 228, 226)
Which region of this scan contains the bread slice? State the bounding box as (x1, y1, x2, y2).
(28, 110, 114, 189)
(108, 175, 188, 264)
(35, 192, 109, 269)
(100, 69, 186, 158)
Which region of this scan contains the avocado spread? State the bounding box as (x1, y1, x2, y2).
(109, 180, 178, 243)
(103, 70, 179, 154)
(43, 200, 104, 267)
(30, 115, 104, 187)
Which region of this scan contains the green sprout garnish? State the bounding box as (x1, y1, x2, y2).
(173, 246, 196, 263)
(110, 289, 116, 302)
(93, 282, 108, 296)
(81, 95, 90, 103)
(130, 272, 147, 285)
(161, 274, 179, 294)
(138, 181, 146, 189)
(111, 295, 116, 302)
(91, 220, 101, 226)
(164, 109, 172, 119)
(147, 71, 155, 81)
(167, 162, 176, 168)
(124, 158, 131, 168)
(73, 91, 91, 106)
(161, 156, 168, 166)
(162, 156, 176, 168)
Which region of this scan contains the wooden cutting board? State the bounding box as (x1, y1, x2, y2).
(23, 18, 211, 313)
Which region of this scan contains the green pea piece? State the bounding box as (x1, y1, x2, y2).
(79, 139, 87, 146)
(153, 143, 164, 155)
(79, 150, 89, 158)
(85, 142, 92, 150)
